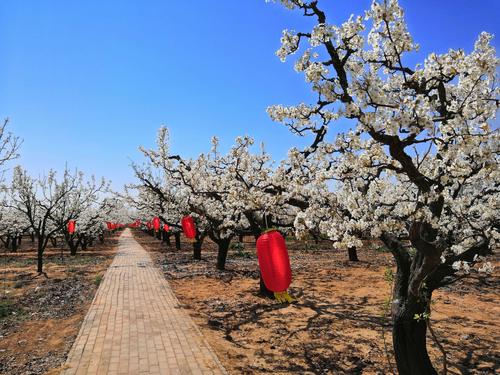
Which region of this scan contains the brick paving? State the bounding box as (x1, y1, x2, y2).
(62, 229, 226, 375)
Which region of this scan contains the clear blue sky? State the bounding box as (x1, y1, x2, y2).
(1, 0, 498, 190)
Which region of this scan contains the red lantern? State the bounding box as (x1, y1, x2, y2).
(181, 216, 196, 239)
(256, 230, 292, 293)
(106, 222, 112, 230)
(163, 224, 170, 232)
(68, 220, 76, 234)
(153, 217, 161, 232)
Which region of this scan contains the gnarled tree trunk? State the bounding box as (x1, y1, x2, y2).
(392, 298, 436, 375)
(382, 232, 439, 375)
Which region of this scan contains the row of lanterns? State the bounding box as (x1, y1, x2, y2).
(146, 215, 292, 302)
(95, 214, 294, 303)
(143, 216, 196, 240)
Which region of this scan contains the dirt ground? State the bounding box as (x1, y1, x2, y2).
(135, 230, 499, 375)
(0, 233, 120, 375)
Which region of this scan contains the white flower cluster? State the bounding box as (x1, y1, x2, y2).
(266, 0, 499, 274)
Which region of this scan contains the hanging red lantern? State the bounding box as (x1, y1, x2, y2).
(67, 220, 76, 234)
(163, 224, 170, 232)
(153, 217, 161, 232)
(106, 222, 112, 230)
(181, 216, 196, 239)
(256, 230, 294, 303)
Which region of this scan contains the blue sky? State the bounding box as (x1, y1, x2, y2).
(1, 0, 498, 190)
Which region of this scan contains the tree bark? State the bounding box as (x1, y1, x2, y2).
(165, 233, 171, 246)
(216, 238, 231, 270)
(348, 246, 359, 261)
(392, 300, 437, 375)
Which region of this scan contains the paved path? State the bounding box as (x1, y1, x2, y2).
(62, 229, 226, 375)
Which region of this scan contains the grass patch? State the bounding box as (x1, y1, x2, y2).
(0, 298, 20, 319)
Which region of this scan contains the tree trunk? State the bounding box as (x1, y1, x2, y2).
(5, 235, 11, 249)
(216, 238, 231, 270)
(37, 238, 44, 274)
(238, 234, 244, 243)
(31, 232, 35, 242)
(392, 301, 437, 375)
(70, 243, 78, 256)
(50, 237, 57, 247)
(156, 231, 161, 240)
(193, 241, 202, 260)
(348, 246, 359, 261)
(81, 241, 88, 251)
(387, 237, 437, 375)
(259, 274, 274, 299)
(99, 233, 104, 244)
(161, 231, 167, 242)
(174, 233, 181, 250)
(11, 236, 18, 252)
(193, 234, 205, 260)
(165, 233, 171, 246)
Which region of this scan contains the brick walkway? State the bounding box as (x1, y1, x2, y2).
(62, 229, 226, 375)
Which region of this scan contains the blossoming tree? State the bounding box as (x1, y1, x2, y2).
(7, 167, 109, 273)
(267, 0, 499, 373)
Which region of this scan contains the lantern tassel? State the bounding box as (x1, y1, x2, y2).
(273, 291, 295, 304)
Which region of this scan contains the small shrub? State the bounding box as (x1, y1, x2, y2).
(384, 267, 394, 283)
(232, 242, 252, 258)
(94, 275, 104, 286)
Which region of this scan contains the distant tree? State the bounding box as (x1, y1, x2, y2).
(7, 167, 104, 274)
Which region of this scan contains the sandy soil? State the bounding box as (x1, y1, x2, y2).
(135, 230, 499, 375)
(0, 233, 120, 375)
